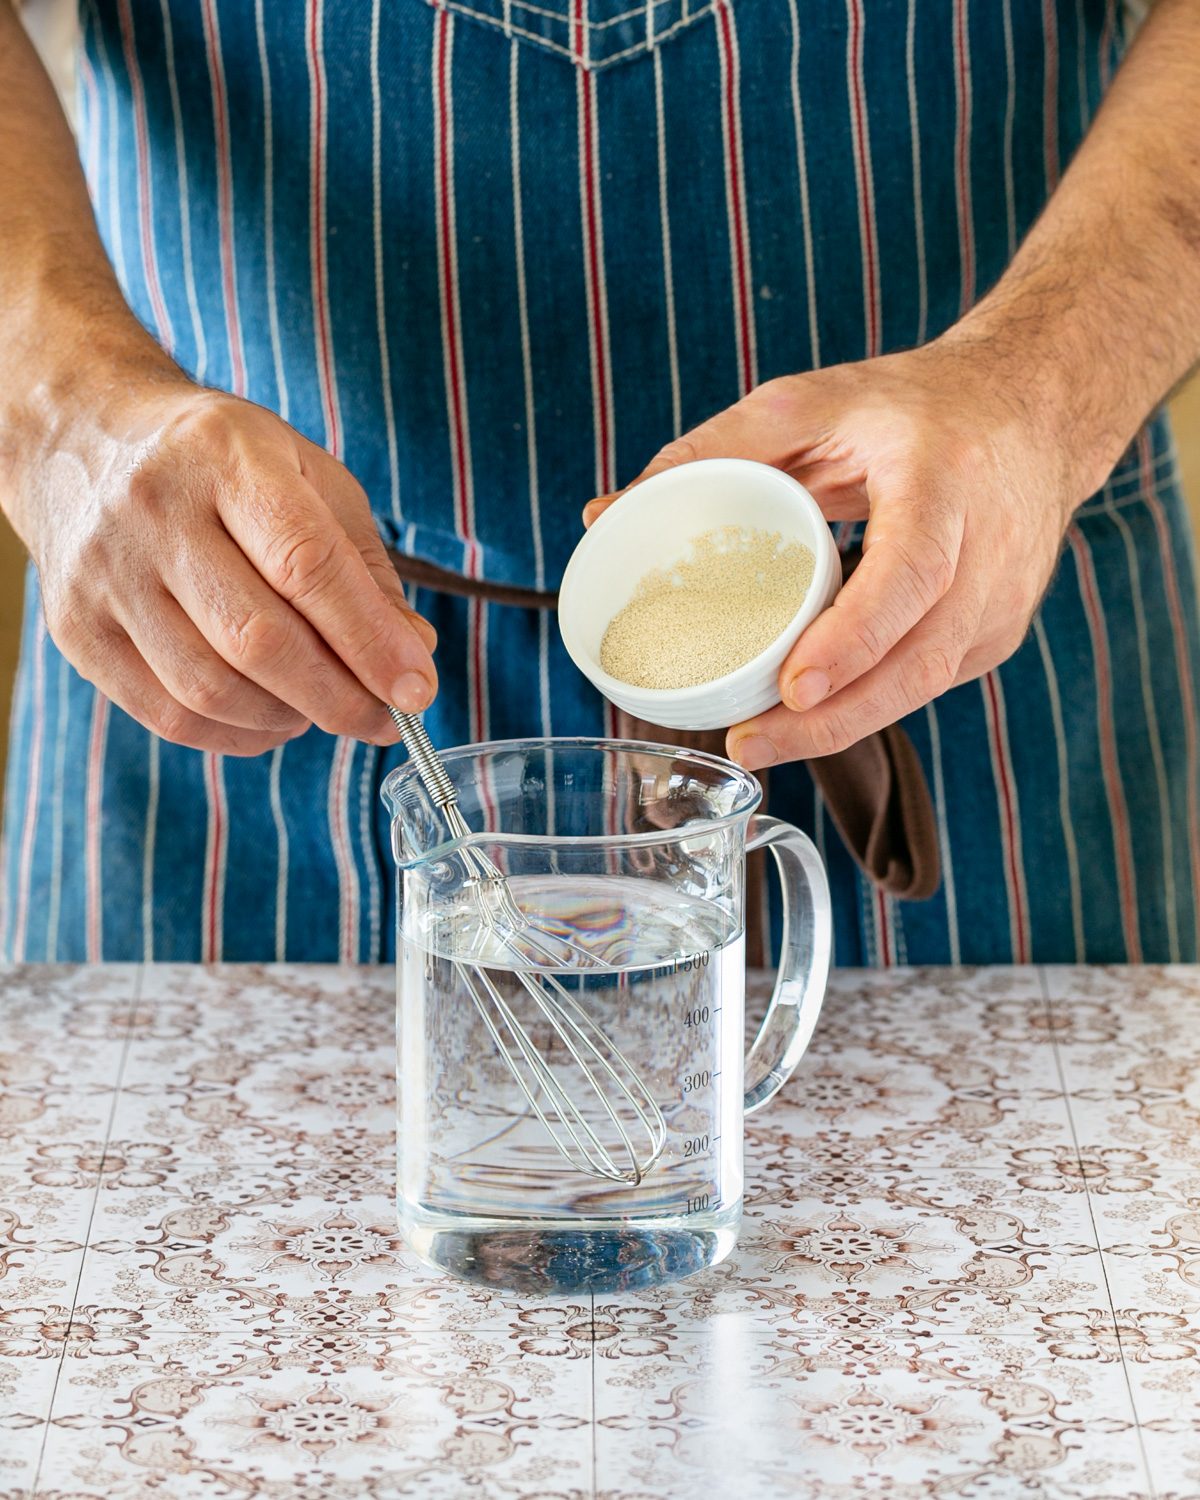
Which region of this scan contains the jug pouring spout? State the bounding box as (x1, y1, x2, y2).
(382, 771, 455, 871)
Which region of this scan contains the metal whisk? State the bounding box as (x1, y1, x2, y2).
(388, 707, 667, 1186)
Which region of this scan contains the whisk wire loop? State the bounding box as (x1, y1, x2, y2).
(453, 962, 637, 1182)
(391, 708, 668, 1186)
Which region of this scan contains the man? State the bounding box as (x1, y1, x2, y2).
(2, 0, 1198, 965)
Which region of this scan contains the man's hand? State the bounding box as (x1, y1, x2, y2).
(0, 7, 434, 756)
(584, 338, 1075, 770)
(587, 0, 1200, 772)
(9, 375, 437, 756)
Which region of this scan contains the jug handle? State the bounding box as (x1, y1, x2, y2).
(742, 815, 833, 1114)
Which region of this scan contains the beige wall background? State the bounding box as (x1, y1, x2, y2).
(1, 380, 1200, 779)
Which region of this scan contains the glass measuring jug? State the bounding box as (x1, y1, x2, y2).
(382, 737, 831, 1295)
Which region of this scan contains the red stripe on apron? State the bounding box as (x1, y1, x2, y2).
(1068, 529, 1141, 960)
(575, 0, 615, 496)
(200, 0, 245, 395)
(328, 737, 359, 962)
(198, 0, 245, 967)
(602, 700, 619, 842)
(875, 887, 892, 967)
(469, 595, 486, 746)
(307, 0, 342, 458)
(85, 693, 110, 964)
(434, 7, 478, 576)
(306, 0, 358, 958)
(716, 0, 755, 396)
(201, 747, 226, 961)
(1041, 0, 1060, 192)
(1137, 432, 1200, 936)
(117, 0, 175, 350)
(845, 0, 880, 358)
(952, 0, 974, 314)
(982, 671, 1031, 963)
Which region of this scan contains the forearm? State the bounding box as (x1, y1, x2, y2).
(945, 0, 1200, 499)
(0, 6, 176, 525)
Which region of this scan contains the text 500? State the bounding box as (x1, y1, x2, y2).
(669, 951, 710, 974)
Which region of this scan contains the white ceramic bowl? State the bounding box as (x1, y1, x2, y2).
(559, 458, 840, 732)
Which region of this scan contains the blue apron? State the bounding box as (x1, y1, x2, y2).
(4, 0, 1200, 965)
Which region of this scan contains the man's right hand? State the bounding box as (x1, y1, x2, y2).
(6, 374, 437, 756)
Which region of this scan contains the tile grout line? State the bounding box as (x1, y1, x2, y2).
(1037, 963, 1157, 1500)
(30, 963, 143, 1500)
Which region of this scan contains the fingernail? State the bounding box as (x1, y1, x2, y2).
(784, 668, 831, 712)
(732, 735, 778, 770)
(392, 671, 434, 712)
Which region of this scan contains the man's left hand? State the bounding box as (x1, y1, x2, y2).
(584, 337, 1082, 771)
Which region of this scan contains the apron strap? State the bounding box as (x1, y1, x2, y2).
(388, 550, 557, 609)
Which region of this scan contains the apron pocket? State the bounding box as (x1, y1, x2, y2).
(422, 0, 717, 71)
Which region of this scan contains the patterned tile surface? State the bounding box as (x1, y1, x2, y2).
(593, 1332, 1150, 1499)
(1, 963, 1197, 1497)
(34, 1332, 594, 1500)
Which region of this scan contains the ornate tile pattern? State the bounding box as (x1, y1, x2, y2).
(34, 1332, 594, 1500)
(2, 963, 1196, 1496)
(593, 1332, 1149, 1499)
(0, 966, 136, 1162)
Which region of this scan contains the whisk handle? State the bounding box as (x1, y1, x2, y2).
(387, 707, 459, 811)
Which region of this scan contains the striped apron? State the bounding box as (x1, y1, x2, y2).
(4, 0, 1199, 966)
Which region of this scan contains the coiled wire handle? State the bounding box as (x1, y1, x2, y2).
(387, 706, 460, 813)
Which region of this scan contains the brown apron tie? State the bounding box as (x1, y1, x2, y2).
(388, 545, 942, 958)
(807, 725, 940, 902)
(389, 551, 557, 610)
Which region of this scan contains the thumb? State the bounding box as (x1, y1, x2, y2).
(582, 378, 822, 527)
